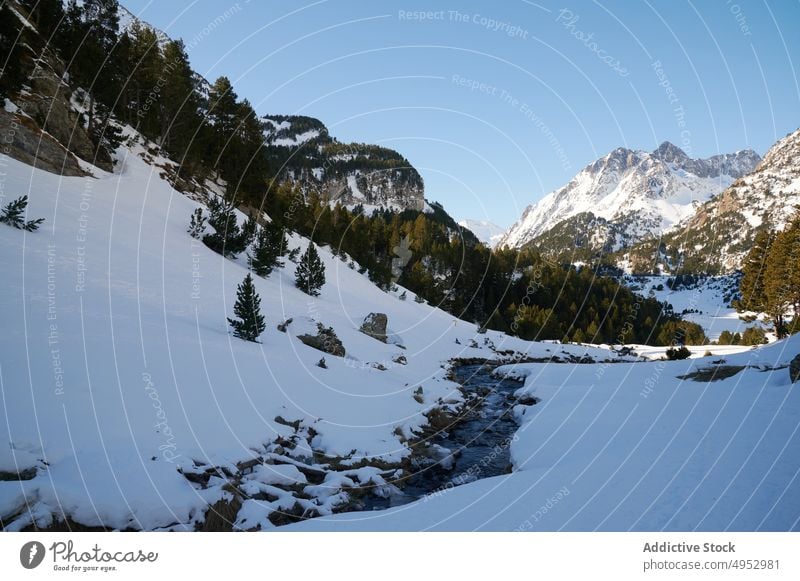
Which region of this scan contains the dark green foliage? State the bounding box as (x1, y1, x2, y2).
(227, 273, 265, 342)
(295, 243, 326, 296)
(255, 182, 683, 344)
(737, 216, 800, 338)
(0, 196, 45, 231)
(18, 0, 65, 41)
(188, 208, 206, 238)
(740, 326, 767, 345)
(666, 346, 691, 360)
(717, 330, 740, 345)
(248, 222, 288, 277)
(737, 229, 772, 313)
(656, 320, 707, 346)
(202, 199, 254, 257)
(203, 197, 240, 256)
(0, 4, 25, 100)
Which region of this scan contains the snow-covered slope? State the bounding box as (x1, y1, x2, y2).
(499, 142, 760, 253)
(457, 219, 505, 248)
(622, 274, 775, 342)
(285, 334, 800, 531)
(0, 146, 635, 531)
(637, 128, 800, 273)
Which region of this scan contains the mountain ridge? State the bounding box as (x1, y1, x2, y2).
(498, 141, 761, 257)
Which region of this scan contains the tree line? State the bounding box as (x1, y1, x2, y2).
(737, 214, 800, 338)
(4, 0, 693, 347)
(4, 0, 268, 198)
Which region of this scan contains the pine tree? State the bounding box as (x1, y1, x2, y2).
(159, 40, 203, 157)
(763, 227, 792, 338)
(295, 243, 326, 296)
(227, 273, 265, 342)
(0, 196, 45, 231)
(0, 4, 25, 101)
(738, 229, 773, 313)
(188, 208, 206, 238)
(248, 222, 287, 277)
(203, 197, 241, 256)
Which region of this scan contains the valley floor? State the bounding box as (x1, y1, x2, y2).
(1, 150, 798, 532)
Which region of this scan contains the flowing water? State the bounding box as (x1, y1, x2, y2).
(358, 363, 525, 510)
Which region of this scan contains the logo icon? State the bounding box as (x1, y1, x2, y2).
(20, 541, 46, 569)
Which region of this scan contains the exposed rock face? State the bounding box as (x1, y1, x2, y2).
(262, 115, 425, 212)
(359, 313, 388, 342)
(25, 76, 105, 169)
(319, 173, 424, 212)
(0, 108, 86, 177)
(0, 33, 111, 175)
(298, 324, 346, 357)
(626, 127, 800, 273)
(790, 354, 800, 383)
(498, 141, 761, 255)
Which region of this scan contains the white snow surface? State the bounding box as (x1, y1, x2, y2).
(0, 150, 626, 530)
(458, 219, 505, 248)
(624, 275, 771, 343)
(286, 335, 800, 531)
(499, 143, 760, 249)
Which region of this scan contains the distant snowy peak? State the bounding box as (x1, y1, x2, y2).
(458, 219, 505, 248)
(498, 142, 761, 251)
(638, 127, 800, 273)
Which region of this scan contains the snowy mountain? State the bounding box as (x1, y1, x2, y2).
(624, 128, 800, 273)
(262, 115, 425, 213)
(2, 1, 799, 534)
(4, 146, 798, 532)
(0, 147, 639, 531)
(457, 219, 505, 247)
(498, 142, 760, 257)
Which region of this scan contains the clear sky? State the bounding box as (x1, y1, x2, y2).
(121, 0, 800, 228)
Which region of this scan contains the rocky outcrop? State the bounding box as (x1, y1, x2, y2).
(0, 108, 86, 177)
(498, 141, 761, 255)
(298, 323, 346, 357)
(625, 127, 800, 273)
(262, 115, 425, 212)
(359, 313, 388, 342)
(790, 354, 800, 383)
(0, 32, 111, 175)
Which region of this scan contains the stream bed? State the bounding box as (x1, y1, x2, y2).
(358, 363, 525, 510)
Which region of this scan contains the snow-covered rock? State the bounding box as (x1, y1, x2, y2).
(498, 142, 760, 253)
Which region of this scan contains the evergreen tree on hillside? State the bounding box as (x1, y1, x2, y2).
(0, 4, 25, 100)
(188, 208, 206, 238)
(738, 229, 773, 313)
(227, 273, 265, 342)
(159, 40, 203, 157)
(248, 222, 288, 277)
(202, 197, 242, 257)
(59, 0, 122, 152)
(762, 220, 800, 338)
(0, 196, 45, 231)
(295, 243, 326, 296)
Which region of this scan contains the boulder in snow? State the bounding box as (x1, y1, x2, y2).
(298, 323, 346, 357)
(790, 354, 800, 383)
(359, 312, 388, 342)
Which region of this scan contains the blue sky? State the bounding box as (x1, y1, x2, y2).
(122, 0, 800, 228)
